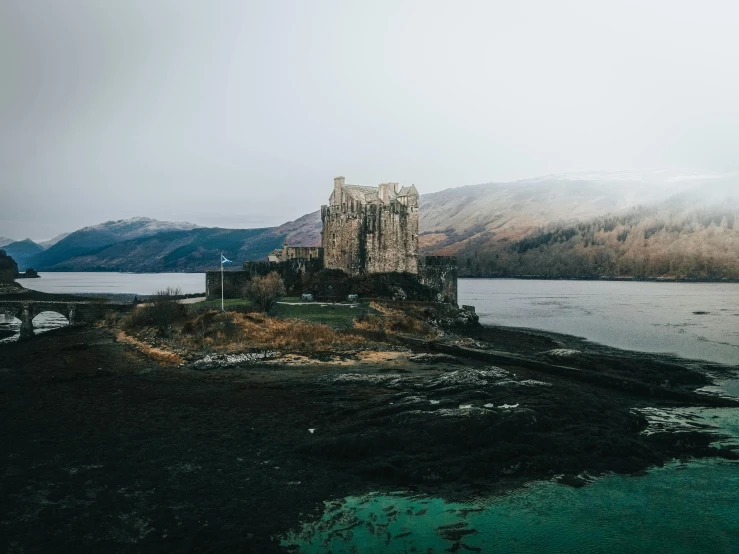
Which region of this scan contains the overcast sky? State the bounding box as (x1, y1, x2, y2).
(2, 0, 738, 240)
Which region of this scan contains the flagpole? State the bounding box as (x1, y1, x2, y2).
(221, 252, 224, 312)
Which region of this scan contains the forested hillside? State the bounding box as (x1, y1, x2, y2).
(458, 197, 739, 279)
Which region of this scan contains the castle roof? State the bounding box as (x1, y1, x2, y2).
(331, 179, 418, 207)
(344, 185, 380, 203)
(397, 185, 419, 197)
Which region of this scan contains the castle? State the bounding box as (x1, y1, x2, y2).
(206, 176, 457, 303)
(268, 241, 323, 263)
(321, 177, 419, 275)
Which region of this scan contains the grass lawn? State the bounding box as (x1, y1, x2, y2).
(269, 301, 376, 328)
(189, 298, 254, 311)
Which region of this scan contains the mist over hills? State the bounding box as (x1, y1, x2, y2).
(419, 171, 739, 279)
(37, 233, 71, 249)
(3, 172, 738, 277)
(418, 171, 738, 253)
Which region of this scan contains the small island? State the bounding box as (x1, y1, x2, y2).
(0, 249, 39, 280)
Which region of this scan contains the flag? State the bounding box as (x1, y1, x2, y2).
(221, 255, 232, 264)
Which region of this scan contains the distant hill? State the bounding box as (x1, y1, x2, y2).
(418, 171, 737, 254)
(271, 210, 321, 247)
(0, 237, 15, 248)
(29, 217, 203, 270)
(6, 171, 738, 277)
(417, 171, 739, 279)
(23, 215, 320, 273)
(3, 239, 45, 271)
(39, 227, 282, 272)
(456, 194, 739, 279)
(37, 232, 71, 249)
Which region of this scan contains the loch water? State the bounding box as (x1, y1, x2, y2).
(18, 271, 206, 296)
(459, 278, 739, 366)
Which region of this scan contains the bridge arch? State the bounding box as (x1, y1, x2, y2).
(31, 310, 70, 334)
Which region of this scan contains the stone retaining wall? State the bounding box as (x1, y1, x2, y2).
(418, 256, 458, 304)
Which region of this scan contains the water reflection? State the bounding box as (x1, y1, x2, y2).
(0, 311, 69, 343)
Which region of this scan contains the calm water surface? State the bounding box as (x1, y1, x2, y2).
(459, 279, 739, 366)
(20, 272, 206, 295)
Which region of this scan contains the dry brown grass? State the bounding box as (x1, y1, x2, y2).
(123, 302, 436, 358)
(176, 311, 372, 352)
(115, 330, 183, 365)
(230, 312, 345, 350)
(367, 302, 438, 338)
(352, 314, 385, 333)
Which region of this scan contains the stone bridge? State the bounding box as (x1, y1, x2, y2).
(0, 300, 132, 339)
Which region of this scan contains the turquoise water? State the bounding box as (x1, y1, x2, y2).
(285, 459, 739, 553)
(284, 408, 739, 554)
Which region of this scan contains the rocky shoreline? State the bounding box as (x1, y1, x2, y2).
(1, 312, 738, 552)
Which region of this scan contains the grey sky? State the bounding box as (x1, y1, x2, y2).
(2, 0, 738, 240)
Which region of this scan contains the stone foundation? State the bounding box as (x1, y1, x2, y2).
(418, 256, 458, 305)
(205, 257, 458, 304)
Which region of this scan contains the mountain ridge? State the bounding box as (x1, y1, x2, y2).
(4, 171, 738, 276)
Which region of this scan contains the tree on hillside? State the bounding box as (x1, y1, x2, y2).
(451, 200, 739, 280)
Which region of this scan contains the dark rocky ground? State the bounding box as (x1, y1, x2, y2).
(1, 322, 737, 553)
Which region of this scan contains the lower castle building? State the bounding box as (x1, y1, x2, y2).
(268, 241, 323, 263)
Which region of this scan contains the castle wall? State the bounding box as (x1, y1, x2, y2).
(205, 258, 325, 300)
(205, 270, 251, 300)
(283, 246, 323, 262)
(418, 256, 458, 305)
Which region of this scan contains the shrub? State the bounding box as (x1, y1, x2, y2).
(244, 272, 286, 311)
(102, 310, 119, 327)
(124, 286, 186, 336)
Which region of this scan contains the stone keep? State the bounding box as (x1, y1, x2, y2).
(321, 176, 419, 275)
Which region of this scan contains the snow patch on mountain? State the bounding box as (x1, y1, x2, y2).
(79, 217, 201, 240)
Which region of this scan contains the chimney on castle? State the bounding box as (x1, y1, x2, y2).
(333, 176, 345, 205)
(378, 182, 390, 203)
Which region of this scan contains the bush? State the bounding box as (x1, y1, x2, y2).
(124, 286, 186, 336)
(244, 272, 286, 311)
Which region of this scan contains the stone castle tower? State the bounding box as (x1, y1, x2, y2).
(321, 176, 419, 275)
